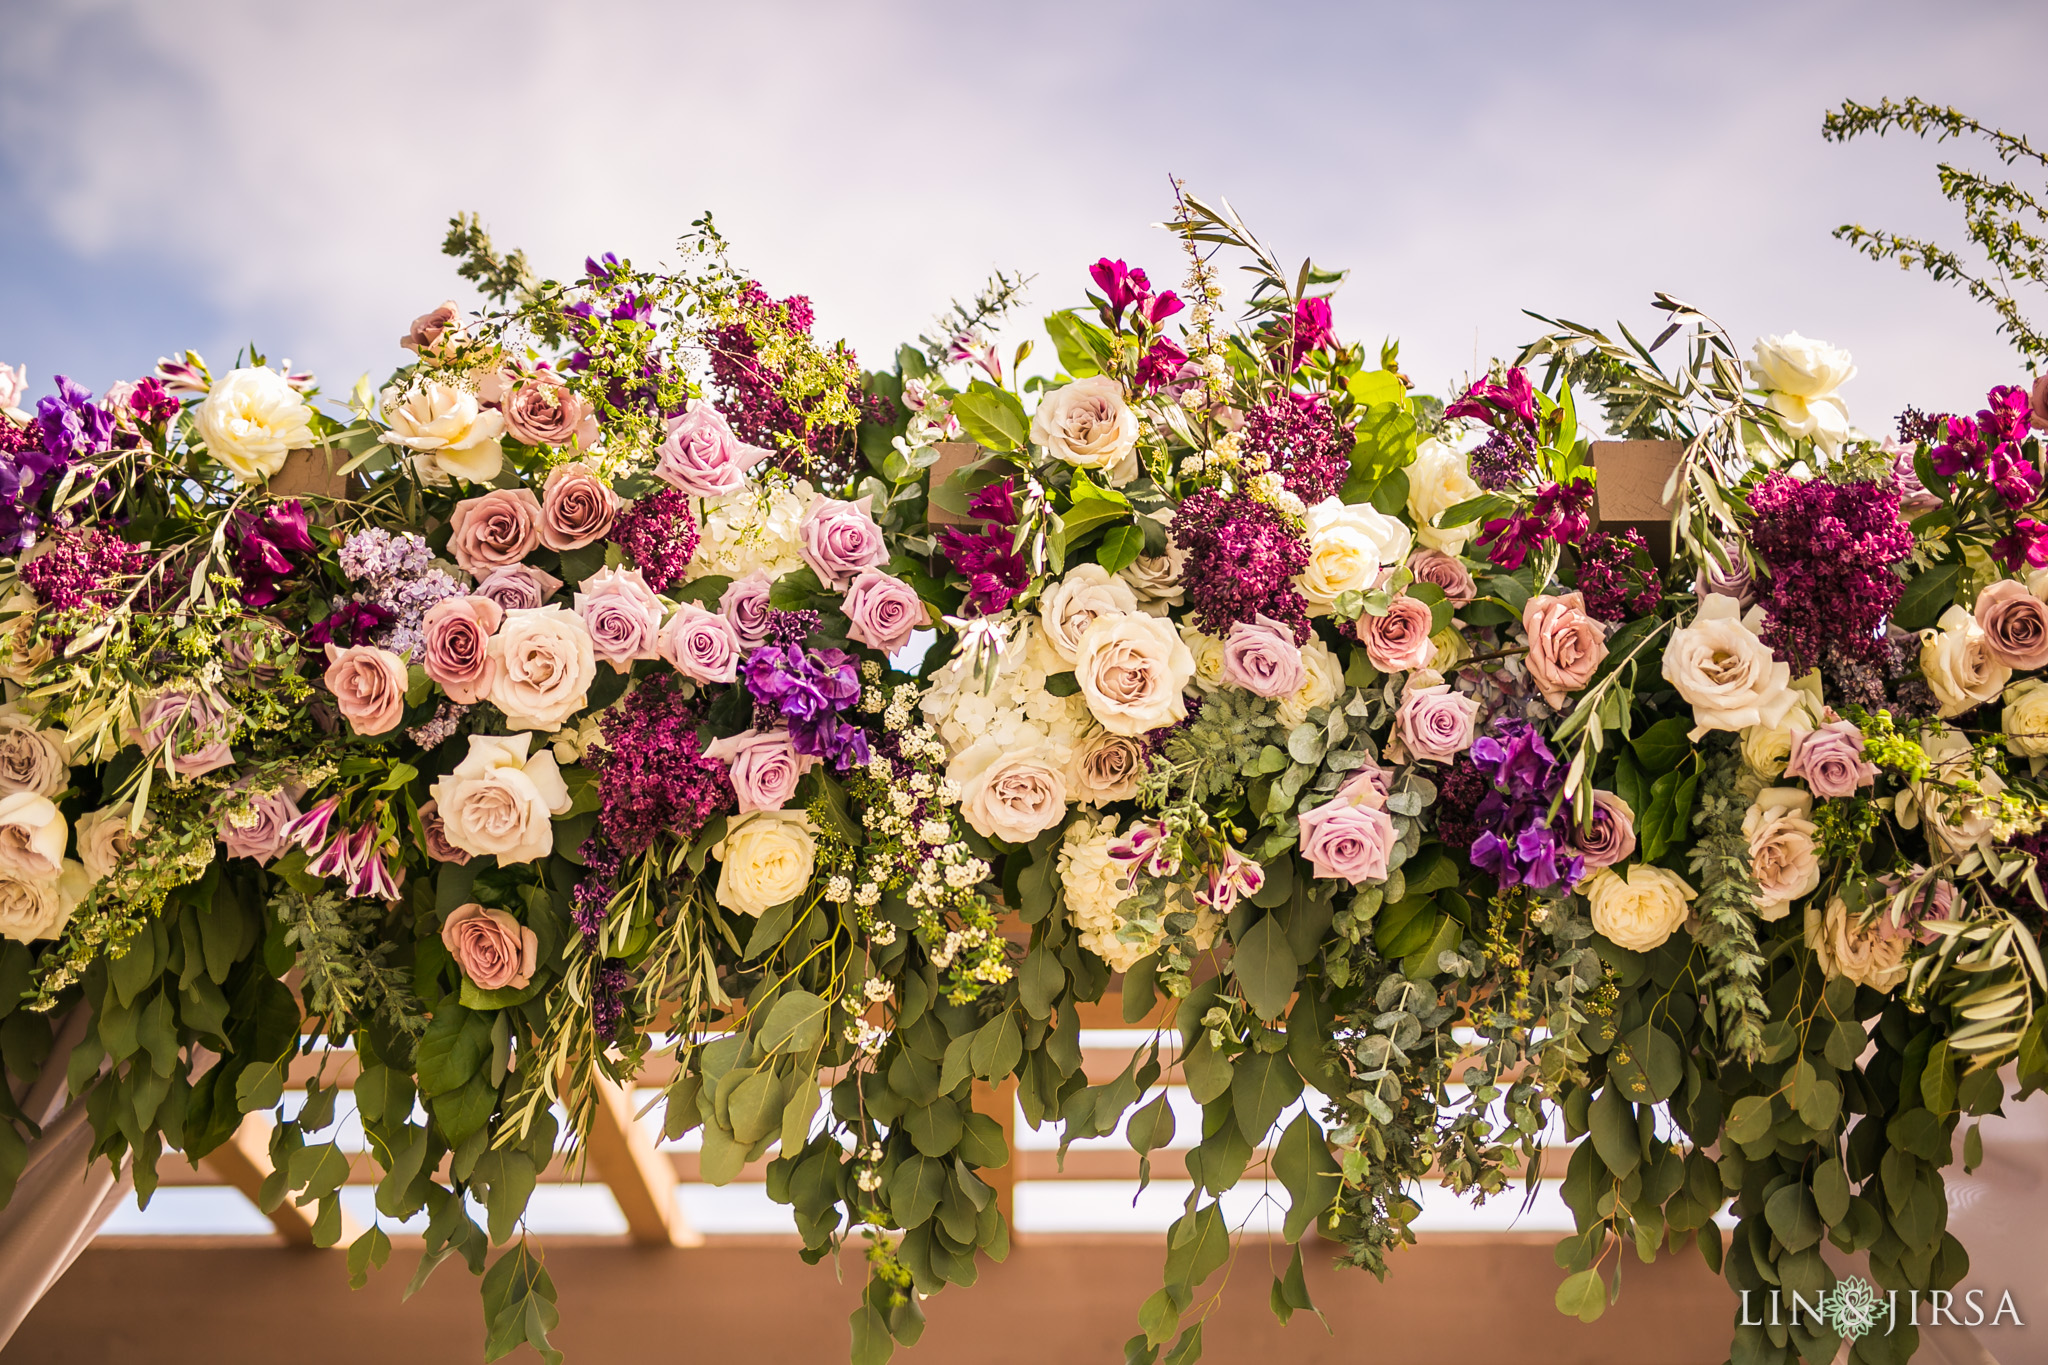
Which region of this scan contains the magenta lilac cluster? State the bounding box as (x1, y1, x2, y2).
(938, 478, 1029, 614)
(1464, 718, 1582, 893)
(707, 282, 865, 468)
(1744, 472, 1912, 676)
(1449, 368, 1541, 492)
(1242, 393, 1353, 503)
(741, 643, 869, 770)
(581, 674, 734, 868)
(1171, 486, 1311, 640)
(227, 500, 315, 607)
(18, 525, 154, 621)
(1478, 480, 1591, 571)
(612, 487, 700, 592)
(1573, 528, 1661, 622)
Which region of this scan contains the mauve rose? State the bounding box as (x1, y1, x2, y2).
(1337, 760, 1390, 810)
(1395, 683, 1480, 763)
(539, 461, 620, 551)
(1362, 595, 1436, 673)
(1221, 615, 1304, 698)
(654, 399, 772, 497)
(131, 689, 235, 777)
(420, 594, 503, 703)
(2033, 373, 2048, 432)
(798, 494, 888, 590)
(476, 563, 564, 612)
(1891, 449, 1944, 517)
(418, 800, 470, 865)
(1694, 545, 1755, 605)
(400, 302, 459, 353)
(324, 644, 409, 736)
(448, 488, 543, 579)
(500, 370, 598, 450)
(1070, 730, 1146, 804)
(1974, 579, 2048, 670)
(440, 902, 537, 992)
(659, 603, 743, 683)
(1407, 549, 1476, 608)
(1572, 790, 1638, 870)
(574, 566, 665, 672)
(721, 571, 775, 649)
(704, 728, 817, 814)
(1785, 719, 1878, 798)
(842, 570, 926, 654)
(1522, 591, 1608, 707)
(1297, 797, 1395, 884)
(219, 785, 302, 865)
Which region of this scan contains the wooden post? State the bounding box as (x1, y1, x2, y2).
(924, 442, 984, 527)
(267, 447, 354, 503)
(583, 1073, 702, 1247)
(972, 1076, 1019, 1235)
(1590, 439, 1684, 564)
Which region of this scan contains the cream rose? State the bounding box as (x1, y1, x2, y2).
(0, 861, 87, 943)
(1298, 498, 1412, 613)
(1039, 564, 1140, 667)
(1031, 377, 1140, 485)
(1073, 612, 1195, 736)
(427, 732, 572, 865)
(952, 737, 1070, 843)
(0, 708, 70, 798)
(2005, 678, 2048, 759)
(1749, 333, 1854, 453)
(1406, 437, 1484, 554)
(380, 382, 506, 485)
(1584, 865, 1696, 953)
(1897, 725, 2006, 857)
(1180, 623, 1229, 692)
(1119, 512, 1187, 614)
(0, 792, 67, 883)
(712, 811, 818, 917)
(1742, 788, 1821, 922)
(487, 606, 597, 731)
(1277, 636, 1344, 729)
(1807, 896, 1908, 991)
(75, 803, 139, 885)
(1662, 594, 1798, 739)
(1921, 604, 2010, 718)
(194, 366, 316, 484)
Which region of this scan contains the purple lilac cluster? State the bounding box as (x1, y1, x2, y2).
(1448, 369, 1540, 492)
(1433, 755, 1488, 858)
(765, 609, 820, 645)
(1242, 394, 1353, 503)
(1477, 480, 1592, 571)
(1573, 528, 1661, 622)
(329, 528, 464, 660)
(938, 479, 1029, 614)
(227, 501, 315, 607)
(1171, 487, 1311, 641)
(742, 644, 870, 770)
(612, 487, 699, 592)
(1745, 472, 1913, 677)
(0, 376, 118, 551)
(1464, 718, 1583, 892)
(708, 282, 862, 472)
(19, 526, 154, 627)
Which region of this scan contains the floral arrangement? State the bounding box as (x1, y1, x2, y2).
(0, 164, 2046, 1365)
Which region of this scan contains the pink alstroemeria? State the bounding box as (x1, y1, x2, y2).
(946, 333, 1003, 385)
(350, 846, 402, 901)
(308, 823, 375, 881)
(153, 351, 211, 396)
(282, 796, 340, 851)
(1198, 848, 1266, 912)
(1109, 822, 1180, 879)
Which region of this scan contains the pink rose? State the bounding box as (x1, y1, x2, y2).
(574, 566, 665, 672)
(1395, 683, 1480, 763)
(1362, 594, 1436, 673)
(475, 563, 564, 612)
(799, 494, 888, 590)
(1337, 760, 1390, 810)
(660, 603, 743, 683)
(538, 461, 620, 551)
(131, 689, 236, 777)
(1522, 591, 1608, 707)
(420, 595, 503, 704)
(1406, 549, 1476, 608)
(1974, 579, 2048, 670)
(448, 488, 543, 579)
(1221, 615, 1305, 698)
(1874, 873, 1956, 944)
(418, 800, 470, 865)
(721, 571, 775, 648)
(440, 902, 537, 992)
(1297, 797, 1395, 884)
(400, 301, 459, 354)
(654, 400, 771, 497)
(1572, 790, 1637, 870)
(498, 369, 598, 451)
(1891, 450, 1944, 518)
(219, 785, 302, 864)
(323, 644, 409, 736)
(842, 570, 927, 654)
(704, 728, 818, 814)
(1785, 719, 1878, 799)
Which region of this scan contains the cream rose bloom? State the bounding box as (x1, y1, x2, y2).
(488, 606, 597, 731)
(1739, 672, 1825, 778)
(1074, 612, 1195, 736)
(1180, 624, 1229, 692)
(1405, 438, 1483, 554)
(1278, 636, 1344, 729)
(1663, 594, 1798, 740)
(1742, 788, 1821, 922)
(1807, 896, 1908, 991)
(428, 732, 572, 865)
(1896, 725, 2005, 858)
(1584, 865, 1696, 953)
(0, 793, 67, 883)
(76, 803, 139, 885)
(952, 736, 1070, 843)
(713, 811, 817, 917)
(1039, 564, 1140, 667)
(1749, 333, 1854, 454)
(2004, 678, 2048, 760)
(0, 707, 70, 798)
(1031, 377, 1140, 485)
(381, 382, 506, 485)
(1921, 604, 2010, 719)
(0, 861, 88, 943)
(0, 592, 50, 686)
(1298, 499, 1412, 614)
(1119, 512, 1186, 614)
(194, 366, 316, 484)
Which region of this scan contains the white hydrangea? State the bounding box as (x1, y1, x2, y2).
(1057, 814, 1223, 973)
(686, 480, 813, 581)
(920, 619, 1091, 759)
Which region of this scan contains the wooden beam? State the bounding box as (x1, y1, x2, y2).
(199, 1113, 361, 1248)
(972, 1076, 1019, 1229)
(582, 1073, 701, 1247)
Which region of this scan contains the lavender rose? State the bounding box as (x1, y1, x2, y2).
(418, 800, 470, 865)
(420, 594, 503, 704)
(400, 301, 460, 354)
(538, 461, 620, 551)
(1572, 790, 1637, 870)
(1522, 591, 1608, 707)
(1395, 683, 1480, 763)
(498, 369, 598, 450)
(1784, 719, 1878, 798)
(574, 566, 665, 672)
(447, 488, 543, 579)
(1974, 579, 2048, 670)
(704, 728, 817, 814)
(798, 494, 888, 590)
(440, 903, 538, 992)
(131, 689, 236, 777)
(1297, 796, 1395, 884)
(1362, 594, 1435, 673)
(476, 563, 564, 612)
(842, 570, 927, 654)
(721, 571, 776, 649)
(219, 785, 302, 865)
(1221, 615, 1305, 699)
(659, 603, 743, 684)
(654, 399, 771, 497)
(324, 644, 409, 736)
(1406, 549, 1476, 608)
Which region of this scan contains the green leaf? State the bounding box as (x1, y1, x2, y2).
(1232, 915, 1296, 1022)
(1346, 370, 1407, 409)
(1273, 1111, 1341, 1243)
(416, 1004, 492, 1097)
(459, 979, 542, 1012)
(1726, 1095, 1774, 1145)
(887, 1152, 948, 1229)
(1892, 563, 1962, 633)
(1127, 1091, 1177, 1156)
(1163, 1201, 1231, 1292)
(953, 380, 1030, 451)
(757, 990, 830, 1056)
(1057, 496, 1130, 543)
(1230, 1049, 1302, 1146)
(1588, 1084, 1639, 1178)
(1765, 1182, 1822, 1253)
(1044, 311, 1111, 378)
(1886, 1108, 1945, 1160)
(905, 1100, 965, 1158)
(1555, 1268, 1608, 1323)
(1629, 717, 1692, 776)
(1096, 524, 1145, 575)
(1813, 1158, 1850, 1225)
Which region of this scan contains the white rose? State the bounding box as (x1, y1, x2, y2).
(380, 382, 506, 485)
(1298, 498, 1412, 614)
(0, 792, 67, 884)
(1806, 896, 1908, 992)
(1662, 594, 1798, 739)
(1073, 612, 1195, 736)
(1278, 636, 1344, 729)
(1039, 564, 1141, 667)
(488, 605, 597, 731)
(1119, 511, 1186, 614)
(2004, 678, 2048, 759)
(428, 732, 572, 865)
(1031, 377, 1140, 485)
(687, 483, 810, 582)
(1584, 865, 1696, 953)
(0, 707, 70, 798)
(194, 367, 316, 484)
(1749, 333, 1854, 454)
(1180, 623, 1229, 692)
(76, 803, 139, 885)
(1405, 438, 1483, 554)
(1896, 725, 2005, 857)
(1739, 674, 1825, 778)
(0, 592, 50, 686)
(0, 861, 87, 943)
(952, 736, 1070, 843)
(713, 811, 817, 917)
(1742, 788, 1820, 922)
(1920, 604, 2010, 719)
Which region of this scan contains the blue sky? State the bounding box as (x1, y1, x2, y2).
(3, 0, 2045, 429)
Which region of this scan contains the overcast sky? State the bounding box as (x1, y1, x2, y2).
(4, 0, 2045, 433)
